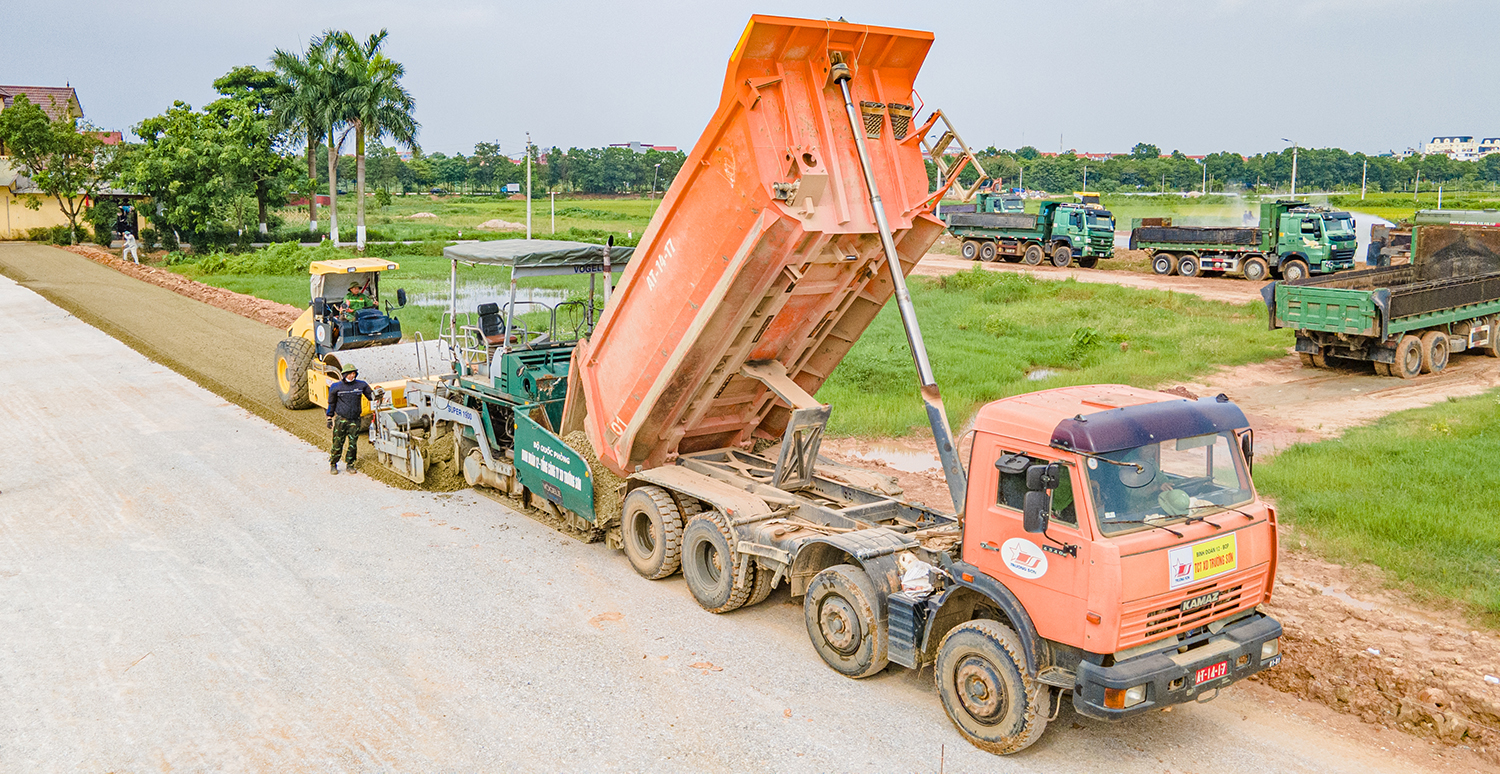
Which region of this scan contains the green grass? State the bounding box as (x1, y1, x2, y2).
(282, 194, 659, 243)
(1328, 192, 1500, 223)
(1256, 390, 1500, 624)
(817, 267, 1291, 436)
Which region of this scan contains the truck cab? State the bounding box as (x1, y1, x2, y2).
(953, 385, 1280, 721)
(1040, 202, 1115, 264)
(1267, 203, 1357, 279)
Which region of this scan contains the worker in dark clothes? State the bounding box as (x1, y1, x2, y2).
(326, 363, 379, 474)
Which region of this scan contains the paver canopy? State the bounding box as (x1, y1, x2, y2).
(442, 239, 635, 278)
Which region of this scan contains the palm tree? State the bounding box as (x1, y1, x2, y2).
(334, 29, 419, 250)
(270, 34, 336, 236)
(271, 31, 351, 244)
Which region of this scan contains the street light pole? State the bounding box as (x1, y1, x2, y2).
(1361, 159, 1368, 200)
(651, 163, 662, 199)
(1281, 138, 1299, 197)
(525, 133, 532, 240)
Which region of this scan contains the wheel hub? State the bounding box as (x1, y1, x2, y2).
(955, 655, 1008, 724)
(630, 512, 656, 555)
(819, 597, 861, 654)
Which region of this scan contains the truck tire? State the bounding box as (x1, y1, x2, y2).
(1420, 330, 1449, 374)
(1395, 335, 1424, 379)
(274, 337, 316, 409)
(745, 561, 777, 607)
(1050, 244, 1072, 267)
(1152, 253, 1176, 275)
(1077, 255, 1099, 269)
(1299, 352, 1328, 369)
(1281, 259, 1309, 282)
(961, 240, 980, 260)
(1482, 316, 1500, 358)
(621, 486, 684, 580)
(1177, 254, 1200, 277)
(681, 510, 753, 613)
(804, 564, 889, 678)
(1373, 361, 1393, 377)
(979, 241, 998, 262)
(1022, 244, 1044, 266)
(935, 619, 1051, 755)
(1242, 256, 1270, 282)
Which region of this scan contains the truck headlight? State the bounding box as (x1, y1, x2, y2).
(1104, 684, 1148, 709)
(1261, 638, 1281, 660)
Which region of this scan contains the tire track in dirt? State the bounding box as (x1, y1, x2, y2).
(0, 243, 448, 491)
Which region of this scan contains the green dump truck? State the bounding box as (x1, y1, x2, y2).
(942, 194, 1115, 267)
(1368, 209, 1500, 266)
(1131, 200, 1357, 281)
(1265, 223, 1500, 377)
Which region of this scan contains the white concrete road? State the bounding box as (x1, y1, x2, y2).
(0, 274, 1485, 773)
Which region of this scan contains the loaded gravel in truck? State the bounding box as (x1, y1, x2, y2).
(1131, 201, 1356, 281)
(1266, 222, 1500, 377)
(358, 15, 1283, 755)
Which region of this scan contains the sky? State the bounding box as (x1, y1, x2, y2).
(6, 0, 1493, 159)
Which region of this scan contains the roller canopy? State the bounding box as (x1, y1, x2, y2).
(1050, 397, 1249, 454)
(442, 239, 635, 277)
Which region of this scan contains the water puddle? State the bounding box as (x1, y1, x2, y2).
(849, 444, 942, 474)
(1313, 584, 1378, 611)
(405, 284, 573, 309)
(1027, 368, 1061, 381)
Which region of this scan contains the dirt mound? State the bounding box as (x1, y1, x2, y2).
(477, 219, 524, 230)
(407, 212, 438, 219)
(63, 245, 301, 329)
(1258, 551, 1500, 763)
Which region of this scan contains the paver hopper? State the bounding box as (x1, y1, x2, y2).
(570, 15, 976, 486)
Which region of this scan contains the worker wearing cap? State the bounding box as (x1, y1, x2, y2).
(342, 283, 374, 321)
(326, 363, 374, 474)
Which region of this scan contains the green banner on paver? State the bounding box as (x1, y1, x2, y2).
(514, 409, 595, 520)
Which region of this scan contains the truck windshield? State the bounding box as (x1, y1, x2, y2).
(1086, 431, 1253, 537)
(1086, 211, 1114, 230)
(999, 198, 1024, 213)
(1325, 215, 1354, 235)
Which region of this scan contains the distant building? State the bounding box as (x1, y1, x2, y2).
(0, 84, 82, 122)
(1420, 135, 1500, 160)
(609, 141, 678, 154)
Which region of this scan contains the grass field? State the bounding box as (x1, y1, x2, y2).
(1328, 191, 1500, 223)
(1256, 390, 1500, 624)
(281, 195, 658, 244)
(818, 267, 1290, 436)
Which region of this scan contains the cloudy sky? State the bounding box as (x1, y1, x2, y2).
(8, 0, 1490, 159)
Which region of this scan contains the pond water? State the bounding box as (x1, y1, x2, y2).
(404, 284, 574, 310)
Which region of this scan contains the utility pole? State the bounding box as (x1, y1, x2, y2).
(1281, 139, 1298, 197)
(1438, 183, 1443, 209)
(1202, 160, 1208, 194)
(525, 132, 533, 240)
(550, 191, 556, 234)
(1018, 165, 1024, 192)
(1361, 159, 1367, 200)
(1082, 164, 1088, 194)
(1414, 169, 1421, 202)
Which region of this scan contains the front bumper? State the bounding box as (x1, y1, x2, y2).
(1072, 613, 1282, 721)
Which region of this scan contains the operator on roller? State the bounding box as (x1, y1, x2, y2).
(326, 363, 380, 474)
(342, 281, 374, 321)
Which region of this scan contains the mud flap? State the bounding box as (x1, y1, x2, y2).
(515, 409, 596, 521)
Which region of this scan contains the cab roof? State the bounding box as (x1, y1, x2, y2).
(973, 385, 1246, 453)
(309, 257, 400, 276)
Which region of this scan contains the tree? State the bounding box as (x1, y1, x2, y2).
(334, 29, 419, 249)
(1131, 143, 1160, 159)
(0, 94, 117, 244)
(272, 31, 349, 244)
(270, 41, 335, 234)
(210, 65, 293, 234)
(123, 101, 242, 243)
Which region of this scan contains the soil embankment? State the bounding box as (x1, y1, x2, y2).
(0, 243, 443, 491)
(63, 245, 301, 328)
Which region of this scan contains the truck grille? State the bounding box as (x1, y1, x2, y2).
(1118, 566, 1267, 648)
(1331, 248, 1356, 261)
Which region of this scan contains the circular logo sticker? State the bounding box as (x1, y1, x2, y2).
(1001, 537, 1048, 580)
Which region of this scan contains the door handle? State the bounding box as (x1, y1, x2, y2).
(979, 541, 1001, 552)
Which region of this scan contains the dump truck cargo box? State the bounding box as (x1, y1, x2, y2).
(571, 15, 945, 476)
(1131, 226, 1260, 247)
(945, 212, 1038, 230)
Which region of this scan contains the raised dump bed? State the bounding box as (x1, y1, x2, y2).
(570, 15, 947, 476)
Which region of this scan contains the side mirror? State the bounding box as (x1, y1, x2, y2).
(1023, 491, 1052, 533)
(1026, 463, 1060, 491)
(396, 288, 407, 308)
(312, 297, 326, 317)
(1240, 430, 1254, 474)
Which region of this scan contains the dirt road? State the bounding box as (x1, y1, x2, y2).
(913, 252, 1269, 304)
(2, 269, 1491, 773)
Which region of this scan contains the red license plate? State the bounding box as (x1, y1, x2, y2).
(1195, 660, 1228, 685)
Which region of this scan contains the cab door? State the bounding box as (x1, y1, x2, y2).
(964, 445, 1092, 645)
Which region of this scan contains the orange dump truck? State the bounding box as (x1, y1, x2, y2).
(373, 15, 1281, 754)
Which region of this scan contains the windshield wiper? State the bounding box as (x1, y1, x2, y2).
(1103, 518, 1184, 538)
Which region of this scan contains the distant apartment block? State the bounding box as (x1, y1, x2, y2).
(609, 141, 678, 153)
(1422, 135, 1500, 160)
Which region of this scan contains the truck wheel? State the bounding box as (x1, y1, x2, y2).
(681, 510, 752, 613)
(621, 486, 684, 580)
(1152, 253, 1176, 275)
(961, 240, 980, 260)
(804, 564, 888, 678)
(979, 241, 998, 262)
(1483, 316, 1500, 358)
(1177, 254, 1200, 277)
(1050, 245, 1072, 267)
(1078, 256, 1099, 269)
(1022, 244, 1044, 266)
(1395, 335, 1424, 379)
(1242, 256, 1269, 282)
(1281, 259, 1309, 282)
(745, 561, 777, 607)
(1420, 330, 1450, 374)
(1298, 352, 1328, 369)
(1373, 361, 1393, 377)
(274, 337, 316, 409)
(935, 619, 1051, 755)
